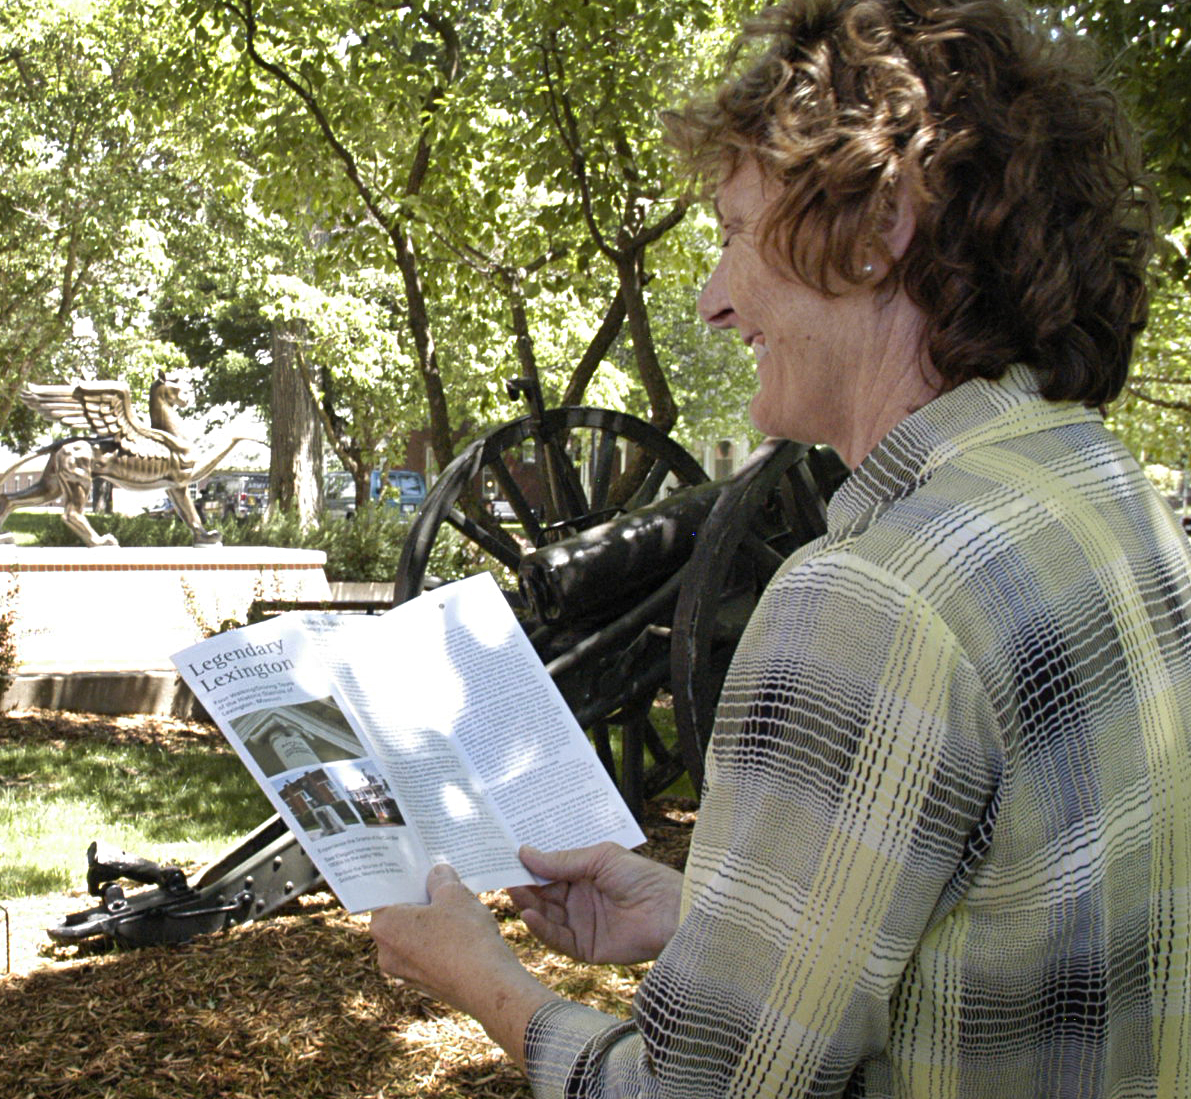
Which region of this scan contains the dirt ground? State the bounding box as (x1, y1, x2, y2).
(0, 708, 696, 1099)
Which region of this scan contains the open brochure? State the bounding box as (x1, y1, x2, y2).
(172, 571, 646, 913)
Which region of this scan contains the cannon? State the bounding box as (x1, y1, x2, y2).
(49, 379, 848, 948)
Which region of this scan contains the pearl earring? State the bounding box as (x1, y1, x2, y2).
(861, 261, 875, 278)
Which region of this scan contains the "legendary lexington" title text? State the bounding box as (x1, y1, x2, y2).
(187, 639, 294, 691)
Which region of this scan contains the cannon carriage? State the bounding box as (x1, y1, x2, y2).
(50, 380, 848, 948)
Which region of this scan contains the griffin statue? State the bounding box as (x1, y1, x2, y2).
(0, 372, 259, 548)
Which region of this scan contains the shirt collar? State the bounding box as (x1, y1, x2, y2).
(827, 363, 1103, 529)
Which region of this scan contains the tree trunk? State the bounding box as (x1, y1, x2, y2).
(618, 253, 677, 432)
(270, 319, 323, 526)
(392, 224, 456, 473)
(506, 274, 540, 386)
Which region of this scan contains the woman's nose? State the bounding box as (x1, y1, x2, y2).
(697, 262, 735, 329)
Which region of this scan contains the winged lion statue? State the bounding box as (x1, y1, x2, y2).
(0, 371, 260, 548)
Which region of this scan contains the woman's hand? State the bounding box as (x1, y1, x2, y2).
(508, 843, 683, 964)
(370, 863, 556, 1068)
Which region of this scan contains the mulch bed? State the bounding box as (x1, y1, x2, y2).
(0, 709, 696, 1099)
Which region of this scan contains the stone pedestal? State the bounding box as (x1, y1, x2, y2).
(0, 546, 331, 715)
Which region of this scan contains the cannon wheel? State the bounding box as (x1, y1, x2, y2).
(393, 404, 710, 815)
(670, 440, 849, 793)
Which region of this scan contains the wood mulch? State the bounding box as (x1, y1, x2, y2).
(0, 707, 233, 752)
(0, 709, 696, 1099)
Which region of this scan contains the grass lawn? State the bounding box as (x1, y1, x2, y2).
(0, 509, 61, 547)
(0, 710, 271, 897)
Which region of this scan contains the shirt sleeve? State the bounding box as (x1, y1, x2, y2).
(524, 551, 1003, 1099)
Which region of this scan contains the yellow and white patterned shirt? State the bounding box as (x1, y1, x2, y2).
(526, 365, 1191, 1098)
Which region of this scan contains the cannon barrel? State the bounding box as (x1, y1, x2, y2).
(517, 479, 726, 624)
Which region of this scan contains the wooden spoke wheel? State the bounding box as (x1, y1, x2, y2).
(670, 440, 849, 794)
(394, 404, 709, 817)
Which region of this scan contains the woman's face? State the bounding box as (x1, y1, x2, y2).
(697, 159, 877, 449)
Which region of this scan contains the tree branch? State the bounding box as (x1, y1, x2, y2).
(405, 10, 460, 197)
(0, 48, 40, 92)
(1131, 373, 1191, 386)
(636, 197, 689, 248)
(562, 288, 626, 407)
(214, 0, 397, 238)
(1125, 384, 1191, 414)
(539, 32, 618, 262)
(293, 340, 360, 477)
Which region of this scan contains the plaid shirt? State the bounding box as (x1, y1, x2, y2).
(525, 364, 1191, 1098)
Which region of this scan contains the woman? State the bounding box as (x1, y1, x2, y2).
(371, 1, 1191, 1095)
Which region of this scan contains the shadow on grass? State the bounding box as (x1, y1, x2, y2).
(0, 863, 72, 896)
(0, 738, 271, 844)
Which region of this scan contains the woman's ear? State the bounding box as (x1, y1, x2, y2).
(883, 178, 917, 262)
(859, 178, 916, 284)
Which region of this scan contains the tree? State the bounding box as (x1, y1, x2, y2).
(508, 0, 720, 431)
(260, 268, 422, 507)
(142, 0, 747, 487)
(1054, 0, 1191, 460)
(1107, 273, 1191, 466)
(0, 0, 178, 442)
(157, 0, 469, 476)
(151, 197, 336, 525)
(1065, 0, 1191, 230)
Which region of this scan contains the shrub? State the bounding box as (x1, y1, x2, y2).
(28, 510, 193, 547)
(26, 505, 419, 583)
(315, 506, 414, 583)
(22, 503, 500, 587)
(0, 512, 59, 546)
(0, 593, 16, 703)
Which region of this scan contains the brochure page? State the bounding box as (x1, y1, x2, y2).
(388, 574, 646, 854)
(174, 615, 431, 912)
(173, 571, 646, 913)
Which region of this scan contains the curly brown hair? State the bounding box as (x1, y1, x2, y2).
(668, 0, 1154, 405)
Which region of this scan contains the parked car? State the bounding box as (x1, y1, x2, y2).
(324, 471, 357, 520)
(143, 496, 177, 519)
(324, 469, 427, 519)
(370, 469, 427, 515)
(201, 473, 269, 519)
